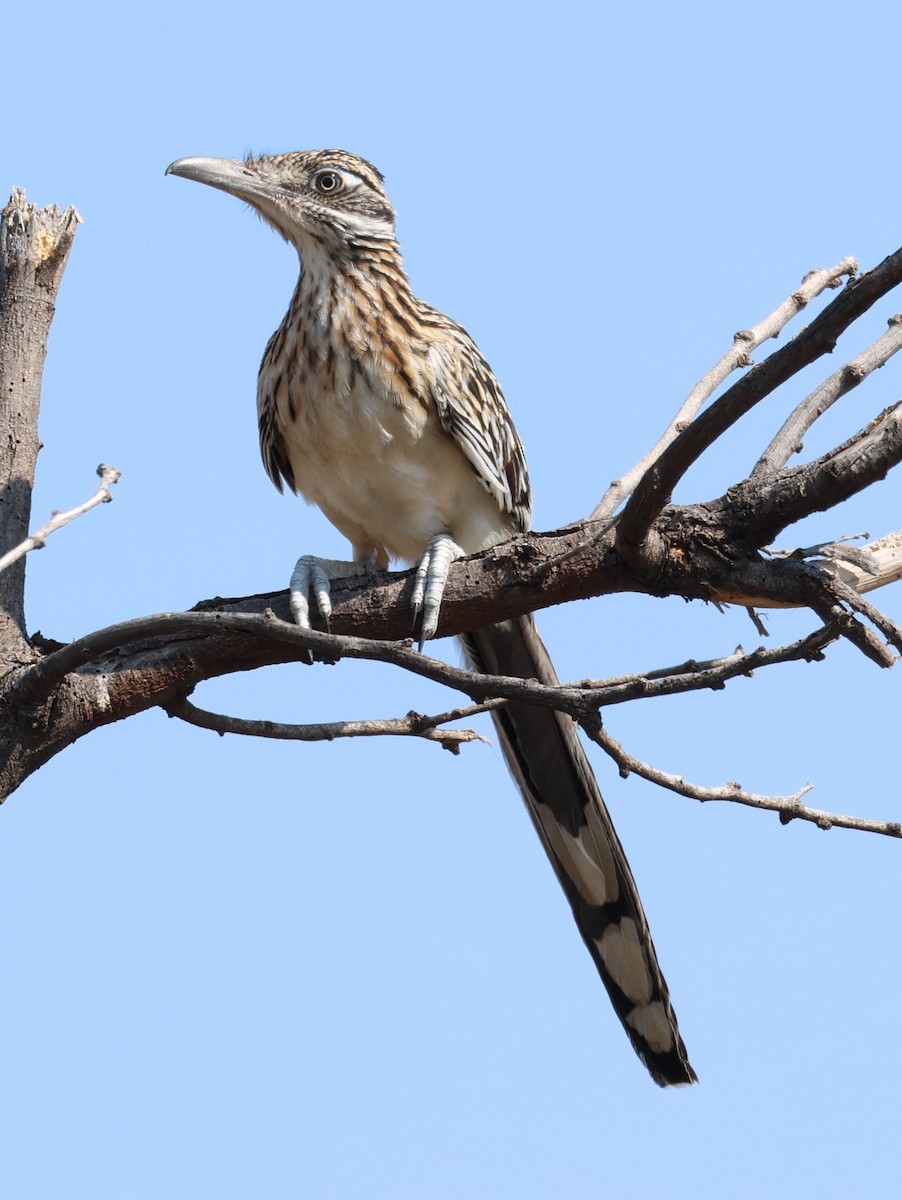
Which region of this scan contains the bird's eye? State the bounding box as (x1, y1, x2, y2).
(314, 170, 343, 195)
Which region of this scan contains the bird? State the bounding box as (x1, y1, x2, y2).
(167, 149, 697, 1086)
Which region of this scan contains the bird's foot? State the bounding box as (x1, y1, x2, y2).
(288, 554, 374, 629)
(410, 533, 463, 647)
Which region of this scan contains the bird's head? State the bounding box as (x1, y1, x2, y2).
(166, 150, 397, 252)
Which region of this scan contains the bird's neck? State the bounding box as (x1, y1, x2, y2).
(291, 235, 419, 347)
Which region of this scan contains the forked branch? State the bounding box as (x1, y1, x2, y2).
(752, 314, 902, 479)
(593, 257, 858, 524)
(614, 247, 902, 556)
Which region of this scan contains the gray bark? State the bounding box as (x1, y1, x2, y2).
(0, 191, 79, 635)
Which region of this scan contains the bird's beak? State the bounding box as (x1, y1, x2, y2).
(166, 156, 271, 205)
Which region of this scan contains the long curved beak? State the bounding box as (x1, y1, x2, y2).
(166, 157, 273, 205)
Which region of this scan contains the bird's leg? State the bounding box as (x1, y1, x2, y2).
(289, 553, 376, 630)
(410, 533, 463, 646)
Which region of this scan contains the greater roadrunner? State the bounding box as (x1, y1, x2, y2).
(167, 150, 696, 1086)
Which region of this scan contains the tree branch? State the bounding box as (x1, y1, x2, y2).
(9, 579, 843, 717)
(0, 463, 120, 575)
(751, 314, 902, 479)
(0, 578, 844, 796)
(582, 714, 902, 838)
(615, 246, 902, 561)
(165, 694, 502, 753)
(724, 402, 902, 543)
(593, 258, 857, 523)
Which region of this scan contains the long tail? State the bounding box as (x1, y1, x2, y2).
(461, 616, 696, 1086)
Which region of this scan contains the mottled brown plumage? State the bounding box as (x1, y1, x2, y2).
(167, 149, 696, 1085)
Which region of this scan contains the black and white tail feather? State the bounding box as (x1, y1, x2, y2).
(462, 617, 696, 1086)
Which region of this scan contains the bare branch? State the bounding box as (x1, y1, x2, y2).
(616, 246, 902, 559)
(752, 314, 902, 479)
(585, 712, 812, 809)
(0, 522, 888, 813)
(580, 626, 839, 707)
(165, 693, 502, 753)
(582, 714, 901, 838)
(14, 596, 840, 731)
(820, 574, 902, 656)
(728, 402, 902, 545)
(744, 606, 769, 637)
(798, 586, 896, 668)
(0, 464, 120, 575)
(593, 258, 857, 523)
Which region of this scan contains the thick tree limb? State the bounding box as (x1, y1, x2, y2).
(0, 191, 80, 636)
(721, 402, 902, 545)
(6, 532, 853, 716)
(0, 581, 843, 802)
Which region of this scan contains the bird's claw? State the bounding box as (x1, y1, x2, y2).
(289, 555, 335, 629)
(288, 541, 459, 650)
(289, 554, 373, 629)
(411, 534, 462, 647)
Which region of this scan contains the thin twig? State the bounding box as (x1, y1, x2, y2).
(165, 694, 506, 754)
(764, 533, 875, 573)
(0, 463, 121, 575)
(582, 714, 901, 837)
(744, 607, 769, 637)
(577, 626, 839, 708)
(752, 315, 902, 479)
(592, 259, 857, 523)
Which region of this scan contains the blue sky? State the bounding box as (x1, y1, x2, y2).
(3, 2, 901, 1196)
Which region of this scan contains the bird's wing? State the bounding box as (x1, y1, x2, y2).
(425, 324, 532, 534)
